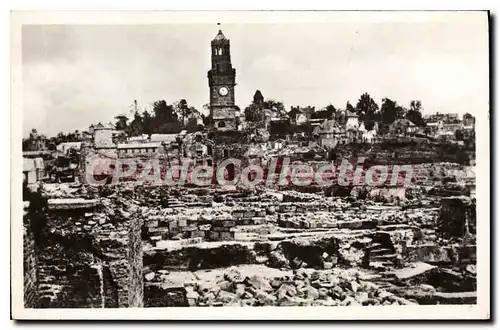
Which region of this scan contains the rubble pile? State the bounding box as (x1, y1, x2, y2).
(181, 266, 416, 307)
(23, 157, 477, 308)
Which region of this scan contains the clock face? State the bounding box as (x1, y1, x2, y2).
(218, 86, 229, 96)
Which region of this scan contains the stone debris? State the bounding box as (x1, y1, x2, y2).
(23, 159, 477, 308)
(172, 266, 418, 307)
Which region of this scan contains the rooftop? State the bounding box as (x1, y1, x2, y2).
(117, 142, 161, 149)
(213, 29, 227, 42)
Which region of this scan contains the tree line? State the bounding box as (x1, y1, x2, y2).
(114, 99, 205, 136)
(243, 90, 427, 134)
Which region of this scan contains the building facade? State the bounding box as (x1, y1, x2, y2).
(207, 29, 238, 131)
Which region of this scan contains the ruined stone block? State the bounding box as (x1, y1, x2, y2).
(208, 231, 220, 241)
(438, 196, 476, 238)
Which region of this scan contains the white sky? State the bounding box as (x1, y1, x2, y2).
(22, 13, 489, 136)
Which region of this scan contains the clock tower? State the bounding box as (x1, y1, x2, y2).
(208, 29, 237, 131)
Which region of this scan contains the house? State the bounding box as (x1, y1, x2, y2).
(117, 142, 162, 157)
(389, 119, 417, 136)
(23, 157, 44, 185)
(268, 139, 285, 150)
(313, 119, 343, 148)
(344, 111, 362, 142)
(295, 113, 308, 125)
(94, 122, 116, 149)
(56, 142, 82, 155)
(345, 110, 359, 130)
(334, 111, 346, 126)
(289, 106, 315, 124)
(128, 134, 150, 143)
(424, 112, 461, 124)
(425, 121, 442, 136)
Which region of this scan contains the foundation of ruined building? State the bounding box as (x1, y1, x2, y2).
(25, 197, 144, 308)
(23, 169, 477, 307)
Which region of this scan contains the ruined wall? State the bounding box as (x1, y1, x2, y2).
(36, 241, 107, 308)
(144, 284, 188, 307)
(438, 197, 476, 238)
(34, 202, 144, 308)
(23, 221, 38, 308)
(127, 214, 144, 307)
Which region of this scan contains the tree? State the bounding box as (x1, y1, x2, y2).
(396, 106, 407, 121)
(142, 110, 154, 135)
(128, 111, 144, 137)
(114, 115, 129, 131)
(174, 99, 188, 125)
(380, 98, 398, 124)
(380, 98, 405, 124)
(325, 104, 336, 117)
(270, 120, 292, 137)
(405, 100, 425, 127)
(264, 99, 287, 119)
(365, 120, 375, 131)
(159, 122, 182, 134)
(312, 104, 336, 120)
(410, 100, 422, 112)
(152, 100, 178, 132)
(187, 118, 201, 133)
(244, 91, 286, 126)
(355, 93, 379, 122)
(244, 103, 266, 124)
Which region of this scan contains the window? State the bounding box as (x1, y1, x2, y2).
(218, 121, 226, 128)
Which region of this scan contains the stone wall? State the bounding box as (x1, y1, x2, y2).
(33, 199, 144, 308)
(438, 196, 476, 238)
(23, 220, 38, 308)
(128, 214, 144, 307)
